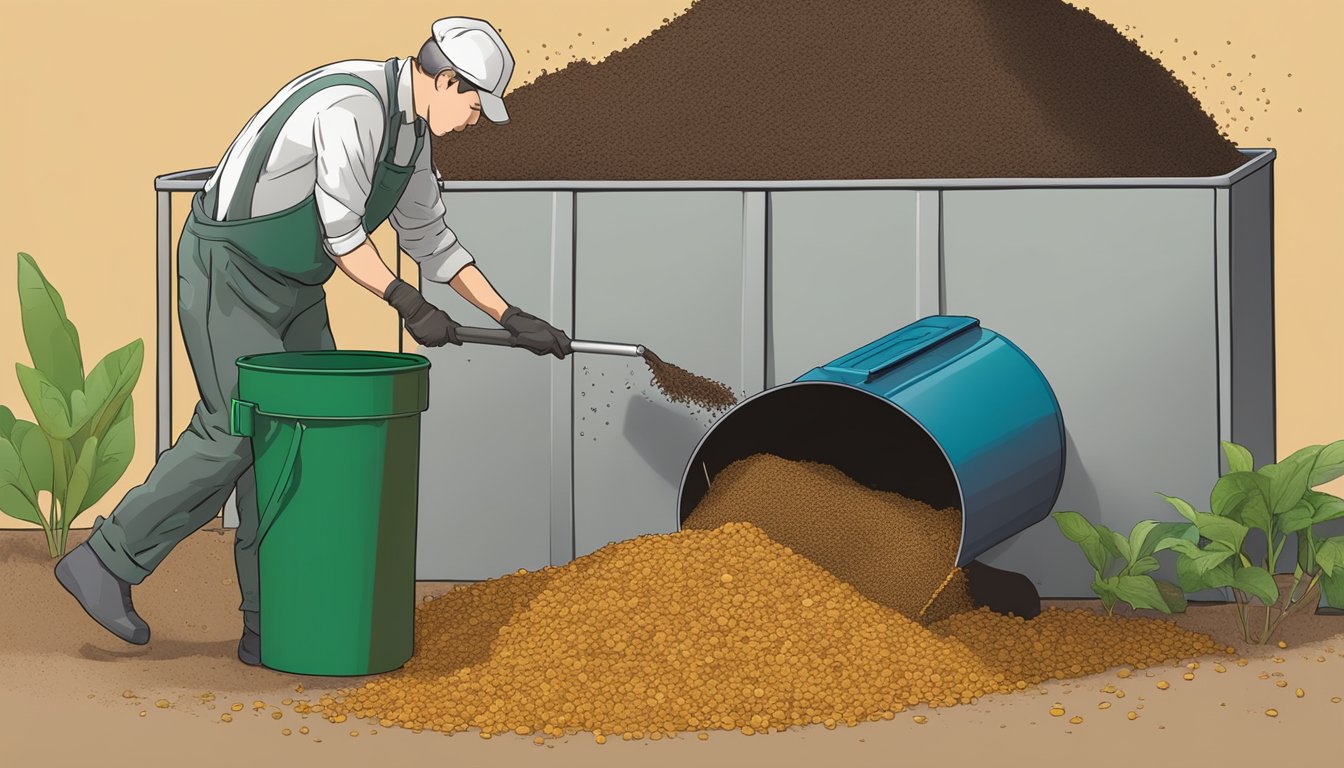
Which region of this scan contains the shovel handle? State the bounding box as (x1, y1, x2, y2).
(453, 326, 645, 358)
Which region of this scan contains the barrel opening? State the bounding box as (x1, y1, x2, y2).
(678, 382, 961, 523)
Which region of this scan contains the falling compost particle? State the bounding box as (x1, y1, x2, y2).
(1049, 705, 1066, 717)
(221, 714, 233, 723)
(1069, 716, 1083, 725)
(139, 711, 147, 718)
(1295, 689, 1305, 698)
(155, 700, 170, 709)
(1098, 702, 1111, 710)
(642, 349, 736, 413)
(1127, 711, 1138, 720)
(1265, 709, 1278, 718)
(1156, 681, 1170, 690)
(122, 690, 137, 699)
(1182, 673, 1195, 681)
(230, 703, 243, 712)
(913, 715, 928, 724)
(282, 729, 292, 736)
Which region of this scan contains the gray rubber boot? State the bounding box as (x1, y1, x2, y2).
(54, 541, 151, 645)
(238, 626, 261, 666)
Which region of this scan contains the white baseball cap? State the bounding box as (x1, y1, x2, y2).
(430, 17, 514, 124)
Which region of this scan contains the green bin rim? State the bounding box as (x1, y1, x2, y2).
(236, 350, 431, 375)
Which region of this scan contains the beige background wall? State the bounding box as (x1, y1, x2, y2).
(0, 0, 1339, 530)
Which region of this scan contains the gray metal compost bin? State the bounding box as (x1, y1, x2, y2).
(153, 148, 1275, 597)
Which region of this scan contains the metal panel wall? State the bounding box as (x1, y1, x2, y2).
(414, 191, 568, 580)
(573, 192, 766, 557)
(1228, 166, 1276, 467)
(942, 188, 1220, 598)
(767, 191, 923, 385)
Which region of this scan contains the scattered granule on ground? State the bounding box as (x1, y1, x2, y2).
(683, 453, 975, 621)
(312, 522, 1219, 739)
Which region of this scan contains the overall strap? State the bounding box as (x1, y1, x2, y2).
(384, 57, 426, 164)
(224, 72, 385, 221)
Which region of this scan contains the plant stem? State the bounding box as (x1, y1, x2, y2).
(1232, 590, 1250, 643)
(46, 495, 60, 558)
(1265, 571, 1322, 641)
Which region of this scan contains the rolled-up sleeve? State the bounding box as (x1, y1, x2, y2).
(313, 89, 384, 257)
(390, 140, 475, 283)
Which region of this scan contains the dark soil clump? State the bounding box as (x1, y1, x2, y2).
(434, 0, 1246, 180)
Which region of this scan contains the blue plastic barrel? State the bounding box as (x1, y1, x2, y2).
(677, 316, 1065, 566)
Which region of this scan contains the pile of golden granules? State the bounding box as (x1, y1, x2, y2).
(313, 522, 1221, 740)
(684, 453, 975, 621)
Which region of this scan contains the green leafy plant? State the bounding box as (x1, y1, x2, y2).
(1051, 510, 1192, 615)
(0, 252, 143, 557)
(1154, 440, 1344, 645)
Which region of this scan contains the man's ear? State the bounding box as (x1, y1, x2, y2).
(434, 69, 458, 92)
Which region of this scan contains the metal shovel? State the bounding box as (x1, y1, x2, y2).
(454, 326, 645, 357)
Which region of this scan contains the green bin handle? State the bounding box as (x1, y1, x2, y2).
(230, 398, 306, 546)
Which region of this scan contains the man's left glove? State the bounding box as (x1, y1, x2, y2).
(500, 306, 572, 359)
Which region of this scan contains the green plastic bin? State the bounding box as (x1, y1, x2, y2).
(228, 350, 431, 676)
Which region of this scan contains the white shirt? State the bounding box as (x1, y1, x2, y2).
(203, 58, 474, 283)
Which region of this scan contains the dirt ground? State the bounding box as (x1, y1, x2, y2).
(3, 526, 1342, 767)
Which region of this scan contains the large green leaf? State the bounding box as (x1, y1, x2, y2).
(1105, 527, 1131, 564)
(1127, 521, 1159, 565)
(1222, 441, 1255, 473)
(1298, 529, 1317, 575)
(1053, 511, 1111, 575)
(1231, 565, 1279, 606)
(0, 405, 14, 439)
(1192, 512, 1249, 552)
(1260, 453, 1314, 518)
(1128, 555, 1160, 577)
(70, 339, 143, 449)
(1091, 575, 1118, 613)
(1280, 499, 1316, 534)
(1165, 539, 1237, 575)
(1304, 440, 1344, 488)
(17, 252, 84, 397)
(0, 436, 43, 526)
(15, 363, 83, 439)
(0, 485, 44, 525)
(11, 421, 53, 498)
(0, 436, 33, 498)
(1137, 521, 1196, 560)
(1315, 537, 1344, 578)
(1307, 491, 1344, 525)
(1158, 493, 1200, 524)
(63, 435, 98, 521)
(1114, 575, 1172, 613)
(1155, 579, 1188, 613)
(1176, 553, 1229, 592)
(1210, 471, 1270, 531)
(82, 399, 134, 509)
(1321, 570, 1344, 609)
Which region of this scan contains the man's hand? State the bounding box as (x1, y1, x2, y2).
(384, 279, 461, 347)
(500, 306, 572, 359)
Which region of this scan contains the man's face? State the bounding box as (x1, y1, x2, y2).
(427, 71, 482, 137)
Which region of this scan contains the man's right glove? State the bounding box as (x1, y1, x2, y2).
(383, 278, 461, 347)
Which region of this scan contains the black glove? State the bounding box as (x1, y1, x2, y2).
(500, 305, 572, 359)
(383, 279, 461, 347)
